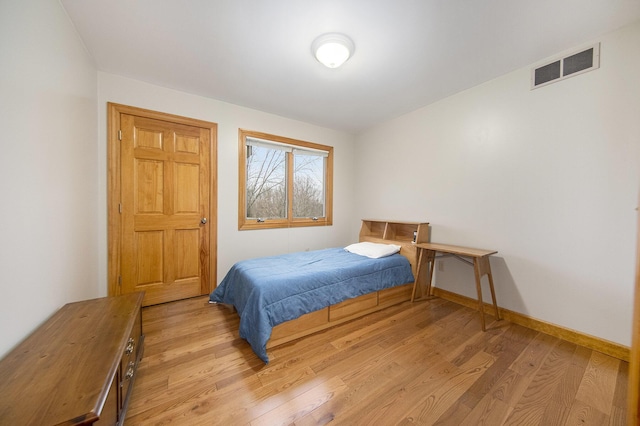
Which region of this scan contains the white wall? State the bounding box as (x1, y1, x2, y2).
(0, 0, 99, 357)
(355, 22, 640, 346)
(97, 73, 357, 293)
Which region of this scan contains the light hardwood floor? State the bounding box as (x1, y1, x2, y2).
(126, 296, 628, 425)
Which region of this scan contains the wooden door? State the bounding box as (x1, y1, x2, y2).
(108, 104, 217, 306)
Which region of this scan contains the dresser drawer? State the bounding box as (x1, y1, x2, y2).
(120, 301, 144, 418)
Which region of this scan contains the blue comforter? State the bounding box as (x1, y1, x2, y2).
(209, 247, 414, 362)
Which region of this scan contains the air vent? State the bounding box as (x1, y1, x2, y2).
(531, 43, 600, 89)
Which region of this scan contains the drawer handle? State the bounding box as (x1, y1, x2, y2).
(124, 362, 135, 380)
(125, 338, 135, 354)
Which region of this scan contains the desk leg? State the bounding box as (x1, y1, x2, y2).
(425, 250, 436, 297)
(480, 256, 501, 321)
(411, 249, 436, 302)
(473, 258, 487, 331)
(473, 256, 501, 331)
(411, 248, 424, 302)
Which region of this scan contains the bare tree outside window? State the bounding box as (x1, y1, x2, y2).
(293, 153, 325, 218)
(246, 145, 286, 219)
(239, 130, 333, 230)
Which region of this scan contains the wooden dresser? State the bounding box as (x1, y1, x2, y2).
(0, 292, 144, 425)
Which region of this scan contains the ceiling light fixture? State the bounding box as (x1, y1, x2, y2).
(311, 33, 355, 69)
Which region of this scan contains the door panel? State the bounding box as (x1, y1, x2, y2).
(120, 113, 211, 306)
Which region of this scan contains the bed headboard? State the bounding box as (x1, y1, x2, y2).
(358, 219, 429, 281)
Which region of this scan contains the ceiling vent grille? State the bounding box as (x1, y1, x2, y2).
(531, 43, 600, 89)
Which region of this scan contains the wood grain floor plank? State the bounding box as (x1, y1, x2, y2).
(250, 376, 348, 426)
(430, 401, 473, 426)
(538, 341, 584, 425)
(297, 360, 408, 424)
(457, 394, 511, 426)
(336, 354, 460, 424)
(509, 331, 560, 378)
(502, 336, 578, 425)
(450, 325, 537, 413)
(402, 351, 496, 424)
(565, 399, 609, 425)
(609, 405, 627, 426)
(574, 351, 621, 415)
(138, 363, 330, 425)
(612, 360, 629, 412)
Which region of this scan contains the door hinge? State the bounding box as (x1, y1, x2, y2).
(118, 275, 122, 286)
(119, 203, 122, 214)
(118, 130, 122, 141)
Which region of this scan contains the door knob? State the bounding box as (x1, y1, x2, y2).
(201, 218, 207, 224)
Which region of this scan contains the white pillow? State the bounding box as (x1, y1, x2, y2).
(344, 242, 401, 259)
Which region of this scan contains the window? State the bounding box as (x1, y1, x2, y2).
(238, 129, 333, 230)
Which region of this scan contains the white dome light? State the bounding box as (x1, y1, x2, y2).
(311, 33, 355, 69)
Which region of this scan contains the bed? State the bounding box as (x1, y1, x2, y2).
(210, 220, 429, 362)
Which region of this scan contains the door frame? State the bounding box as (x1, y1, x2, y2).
(629, 200, 640, 425)
(107, 102, 217, 298)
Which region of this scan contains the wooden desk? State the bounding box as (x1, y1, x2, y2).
(412, 242, 500, 331)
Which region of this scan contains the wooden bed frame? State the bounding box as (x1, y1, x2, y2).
(267, 219, 429, 348)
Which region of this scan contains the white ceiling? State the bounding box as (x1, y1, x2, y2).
(61, 0, 640, 133)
